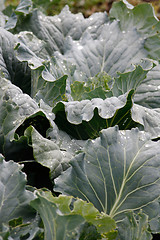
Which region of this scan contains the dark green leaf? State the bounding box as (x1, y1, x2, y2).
(31, 189, 116, 240)
(53, 91, 140, 140)
(134, 64, 160, 108)
(117, 211, 152, 240)
(0, 28, 31, 94)
(15, 0, 32, 15)
(7, 5, 109, 54)
(55, 126, 160, 228)
(110, 1, 158, 36)
(0, 158, 35, 229)
(27, 126, 71, 179)
(0, 76, 50, 160)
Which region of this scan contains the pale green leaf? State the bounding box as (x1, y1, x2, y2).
(31, 190, 116, 240)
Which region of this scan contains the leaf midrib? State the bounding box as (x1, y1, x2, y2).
(109, 139, 146, 218)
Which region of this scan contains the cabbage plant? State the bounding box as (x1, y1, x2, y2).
(1, 0, 160, 239)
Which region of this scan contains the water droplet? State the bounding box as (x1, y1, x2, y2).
(25, 103, 30, 108)
(121, 131, 125, 136)
(122, 31, 126, 34)
(145, 144, 150, 148)
(77, 45, 83, 50)
(88, 26, 92, 30)
(157, 85, 160, 89)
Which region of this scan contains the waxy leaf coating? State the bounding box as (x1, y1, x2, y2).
(0, 159, 35, 229)
(55, 126, 160, 224)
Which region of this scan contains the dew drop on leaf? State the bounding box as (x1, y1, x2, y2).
(145, 144, 150, 148)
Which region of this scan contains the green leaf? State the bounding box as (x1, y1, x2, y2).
(117, 210, 152, 240)
(69, 59, 155, 103)
(30, 189, 116, 240)
(35, 75, 67, 107)
(0, 216, 44, 240)
(110, 1, 158, 36)
(132, 104, 160, 139)
(0, 76, 50, 160)
(9, 1, 160, 65)
(15, 41, 68, 106)
(52, 6, 160, 79)
(8, 215, 44, 240)
(27, 126, 71, 179)
(10, 2, 160, 108)
(15, 0, 32, 15)
(0, 28, 31, 94)
(79, 222, 101, 240)
(54, 23, 149, 78)
(53, 84, 160, 140)
(87, 72, 111, 91)
(54, 126, 160, 226)
(109, 1, 160, 61)
(7, 5, 109, 54)
(0, 12, 7, 28)
(0, 224, 9, 240)
(71, 82, 107, 101)
(16, 31, 48, 60)
(71, 198, 116, 234)
(30, 190, 85, 240)
(47, 126, 87, 158)
(15, 41, 55, 87)
(71, 72, 112, 101)
(109, 61, 154, 98)
(134, 64, 160, 108)
(4, 12, 17, 30)
(0, 158, 35, 229)
(53, 91, 140, 140)
(4, 0, 32, 30)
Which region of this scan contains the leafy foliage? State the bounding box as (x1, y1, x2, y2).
(1, 0, 160, 239)
(31, 190, 116, 240)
